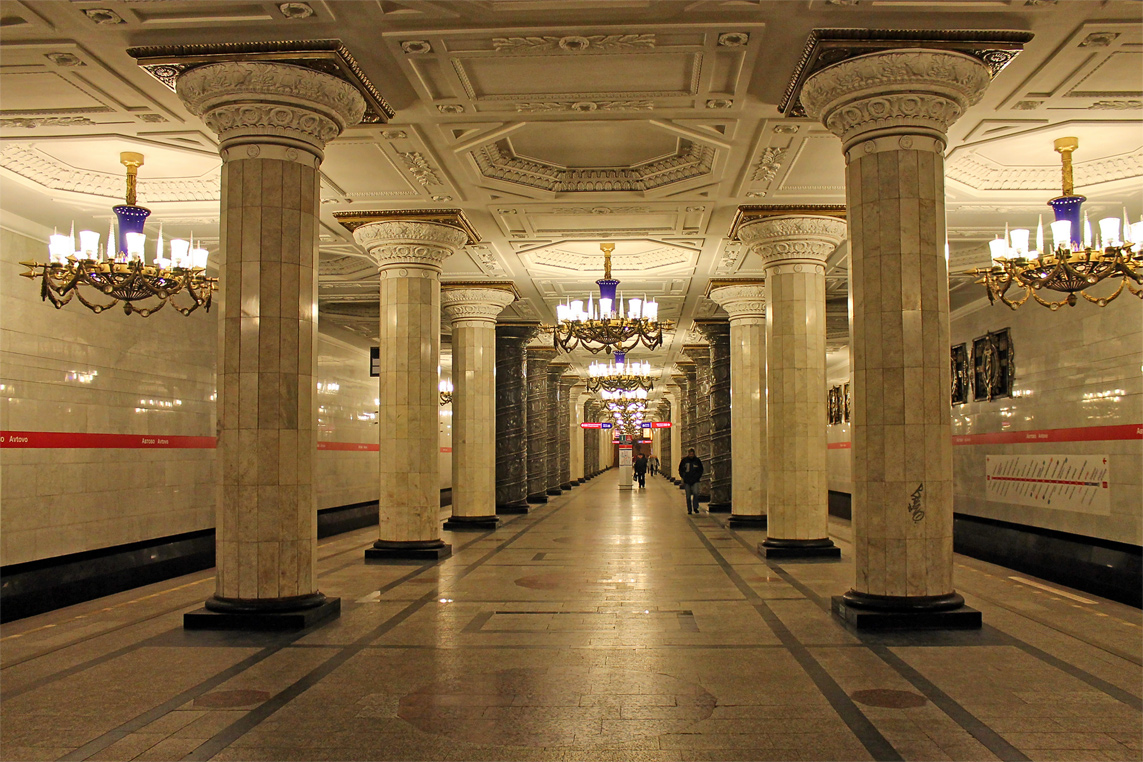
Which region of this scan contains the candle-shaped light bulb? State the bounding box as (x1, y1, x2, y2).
(1050, 220, 1072, 251)
(108, 220, 116, 260)
(1036, 215, 1044, 256)
(156, 223, 164, 264)
(69, 221, 76, 254)
(1083, 211, 1092, 249)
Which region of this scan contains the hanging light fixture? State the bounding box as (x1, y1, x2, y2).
(439, 378, 453, 406)
(19, 152, 218, 316)
(600, 387, 648, 401)
(585, 351, 654, 393)
(549, 243, 672, 354)
(965, 137, 1143, 310)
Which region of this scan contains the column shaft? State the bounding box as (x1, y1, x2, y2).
(698, 323, 732, 511)
(683, 348, 712, 502)
(545, 364, 567, 495)
(526, 348, 554, 503)
(495, 325, 534, 513)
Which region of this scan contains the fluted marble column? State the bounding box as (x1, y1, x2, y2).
(659, 400, 673, 477)
(176, 62, 364, 629)
(558, 377, 577, 490)
(683, 346, 712, 502)
(526, 347, 556, 503)
(440, 285, 515, 530)
(495, 324, 536, 514)
(708, 282, 768, 529)
(697, 322, 732, 512)
(803, 48, 991, 627)
(740, 216, 847, 558)
(545, 363, 568, 495)
(352, 217, 471, 561)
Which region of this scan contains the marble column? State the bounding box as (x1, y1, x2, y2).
(683, 346, 712, 502)
(558, 377, 577, 489)
(525, 347, 556, 503)
(571, 392, 585, 484)
(440, 285, 516, 531)
(802, 49, 991, 627)
(708, 282, 768, 529)
(351, 217, 471, 561)
(697, 322, 732, 512)
(740, 216, 847, 558)
(495, 324, 536, 514)
(659, 400, 673, 476)
(176, 62, 364, 629)
(546, 363, 568, 496)
(672, 372, 692, 486)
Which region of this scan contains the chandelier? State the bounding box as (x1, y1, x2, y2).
(607, 400, 647, 415)
(966, 138, 1142, 310)
(18, 152, 217, 317)
(585, 351, 654, 394)
(439, 378, 453, 406)
(549, 243, 671, 354)
(600, 387, 648, 401)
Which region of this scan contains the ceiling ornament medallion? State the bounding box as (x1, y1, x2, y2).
(779, 29, 1034, 118)
(516, 101, 654, 113)
(751, 147, 786, 182)
(127, 39, 394, 124)
(491, 34, 656, 54)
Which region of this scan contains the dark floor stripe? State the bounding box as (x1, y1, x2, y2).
(871, 645, 1030, 762)
(183, 486, 581, 761)
(686, 519, 903, 762)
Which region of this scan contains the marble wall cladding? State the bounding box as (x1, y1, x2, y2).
(730, 320, 767, 517)
(0, 226, 217, 566)
(950, 295, 1142, 545)
(826, 353, 854, 494)
(377, 266, 442, 544)
(847, 145, 954, 598)
(495, 326, 531, 508)
(525, 349, 552, 501)
(766, 266, 830, 541)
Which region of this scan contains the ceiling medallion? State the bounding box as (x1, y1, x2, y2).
(586, 352, 654, 394)
(19, 153, 217, 317)
(967, 138, 1142, 310)
(548, 243, 672, 355)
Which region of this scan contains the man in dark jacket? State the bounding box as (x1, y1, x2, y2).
(633, 453, 648, 488)
(678, 448, 704, 514)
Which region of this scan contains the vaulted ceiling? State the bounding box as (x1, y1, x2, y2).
(2, 0, 1141, 392)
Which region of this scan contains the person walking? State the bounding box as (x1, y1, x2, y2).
(633, 453, 648, 488)
(678, 447, 704, 515)
(648, 454, 660, 476)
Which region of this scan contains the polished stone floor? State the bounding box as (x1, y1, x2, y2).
(2, 471, 1140, 762)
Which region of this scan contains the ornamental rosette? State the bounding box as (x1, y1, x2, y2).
(177, 62, 365, 152)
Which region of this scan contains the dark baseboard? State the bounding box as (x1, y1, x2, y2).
(828, 490, 852, 520)
(0, 488, 456, 624)
(953, 512, 1141, 609)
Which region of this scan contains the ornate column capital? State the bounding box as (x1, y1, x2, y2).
(682, 344, 711, 367)
(694, 319, 730, 344)
(352, 220, 468, 271)
(441, 286, 515, 326)
(736, 215, 846, 272)
(707, 280, 767, 321)
(177, 62, 365, 159)
(801, 50, 991, 151)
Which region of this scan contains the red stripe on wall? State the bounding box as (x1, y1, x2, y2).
(827, 442, 852, 449)
(951, 424, 1142, 445)
(0, 431, 217, 449)
(317, 441, 378, 452)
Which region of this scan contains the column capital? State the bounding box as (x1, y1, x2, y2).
(176, 62, 365, 158)
(801, 50, 991, 150)
(707, 280, 767, 320)
(737, 214, 847, 272)
(352, 219, 468, 270)
(694, 319, 730, 343)
(682, 344, 711, 366)
(441, 284, 516, 326)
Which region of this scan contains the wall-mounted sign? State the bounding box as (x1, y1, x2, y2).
(986, 454, 1110, 515)
(581, 422, 613, 429)
(370, 346, 380, 377)
(641, 421, 671, 428)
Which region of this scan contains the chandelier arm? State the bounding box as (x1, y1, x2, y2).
(1125, 280, 1143, 299)
(1079, 279, 1127, 307)
(1029, 289, 1073, 310)
(73, 285, 121, 314)
(126, 298, 167, 317)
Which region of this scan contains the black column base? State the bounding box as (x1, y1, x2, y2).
(526, 493, 549, 504)
(707, 502, 731, 513)
(832, 591, 982, 631)
(728, 514, 767, 529)
(759, 537, 841, 560)
(698, 494, 710, 503)
(546, 487, 563, 496)
(365, 539, 452, 562)
(561, 482, 573, 490)
(185, 593, 340, 631)
(443, 515, 499, 531)
(496, 501, 530, 515)
(577, 478, 585, 484)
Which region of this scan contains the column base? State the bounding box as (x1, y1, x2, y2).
(561, 482, 573, 490)
(526, 493, 549, 504)
(698, 494, 711, 503)
(707, 502, 732, 513)
(443, 515, 499, 531)
(577, 478, 585, 484)
(728, 514, 767, 529)
(496, 501, 530, 515)
(184, 593, 340, 631)
(546, 487, 563, 496)
(759, 537, 841, 560)
(831, 591, 982, 631)
(366, 539, 452, 562)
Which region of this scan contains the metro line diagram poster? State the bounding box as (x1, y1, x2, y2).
(985, 454, 1111, 515)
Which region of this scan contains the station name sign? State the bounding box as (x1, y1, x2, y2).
(580, 422, 614, 429)
(640, 421, 672, 428)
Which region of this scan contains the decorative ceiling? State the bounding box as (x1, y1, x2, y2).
(1, 0, 1141, 398)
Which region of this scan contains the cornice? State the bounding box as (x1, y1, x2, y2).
(335, 209, 480, 245)
(729, 205, 846, 241)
